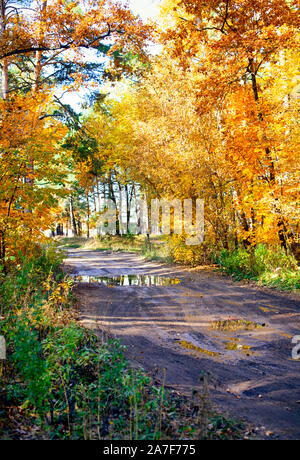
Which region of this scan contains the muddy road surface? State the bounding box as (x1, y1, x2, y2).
(65, 249, 300, 439)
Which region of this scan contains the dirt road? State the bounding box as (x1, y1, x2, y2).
(65, 249, 300, 439)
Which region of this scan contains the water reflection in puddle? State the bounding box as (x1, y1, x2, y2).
(210, 319, 265, 331)
(70, 274, 182, 287)
(177, 339, 221, 357)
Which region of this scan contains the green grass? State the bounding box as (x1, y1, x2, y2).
(259, 268, 300, 292)
(215, 245, 299, 293)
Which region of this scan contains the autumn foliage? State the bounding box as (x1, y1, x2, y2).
(0, 92, 67, 261)
(0, 0, 299, 264)
(0, 0, 151, 263)
(82, 0, 299, 260)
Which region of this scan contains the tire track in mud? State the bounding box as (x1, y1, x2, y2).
(65, 249, 300, 439)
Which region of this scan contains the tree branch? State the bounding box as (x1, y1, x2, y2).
(0, 28, 112, 59)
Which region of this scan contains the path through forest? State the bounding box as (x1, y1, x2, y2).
(65, 249, 300, 439)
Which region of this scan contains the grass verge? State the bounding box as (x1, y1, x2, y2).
(215, 245, 300, 293)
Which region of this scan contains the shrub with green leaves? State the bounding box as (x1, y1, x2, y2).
(215, 245, 299, 291)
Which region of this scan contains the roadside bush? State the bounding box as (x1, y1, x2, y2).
(215, 245, 299, 291)
(2, 316, 243, 440)
(168, 234, 212, 266)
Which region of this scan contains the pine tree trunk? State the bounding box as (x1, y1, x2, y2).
(70, 196, 78, 236)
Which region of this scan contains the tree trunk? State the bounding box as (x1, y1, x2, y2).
(249, 59, 283, 248)
(0, 229, 5, 262)
(96, 177, 101, 211)
(93, 187, 97, 213)
(125, 184, 134, 234)
(86, 191, 90, 238)
(33, 1, 47, 93)
(118, 182, 123, 235)
(33, 50, 43, 93)
(69, 196, 77, 236)
(108, 174, 120, 236)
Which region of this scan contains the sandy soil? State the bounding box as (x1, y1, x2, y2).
(65, 249, 300, 439)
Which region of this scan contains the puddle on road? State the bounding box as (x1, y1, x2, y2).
(224, 338, 253, 355)
(280, 332, 293, 339)
(70, 274, 182, 287)
(176, 337, 255, 359)
(210, 319, 266, 331)
(177, 340, 221, 357)
(259, 306, 279, 313)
